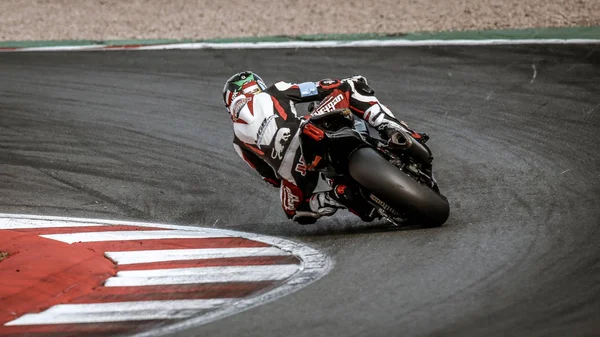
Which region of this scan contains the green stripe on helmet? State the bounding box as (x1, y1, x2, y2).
(232, 74, 255, 87)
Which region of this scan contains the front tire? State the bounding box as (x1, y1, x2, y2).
(348, 147, 450, 227)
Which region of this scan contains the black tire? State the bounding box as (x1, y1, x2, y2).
(348, 147, 450, 227)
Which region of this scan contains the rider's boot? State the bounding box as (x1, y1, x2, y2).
(293, 191, 345, 225)
(308, 191, 345, 217)
(399, 119, 430, 144)
(380, 122, 429, 145)
(363, 104, 429, 144)
(329, 183, 376, 222)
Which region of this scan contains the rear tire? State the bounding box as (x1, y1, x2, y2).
(348, 147, 450, 227)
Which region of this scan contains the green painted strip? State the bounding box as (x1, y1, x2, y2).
(0, 26, 598, 48)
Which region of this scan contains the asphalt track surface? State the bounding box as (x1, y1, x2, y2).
(1, 44, 599, 337)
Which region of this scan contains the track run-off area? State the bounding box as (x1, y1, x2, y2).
(0, 41, 599, 336)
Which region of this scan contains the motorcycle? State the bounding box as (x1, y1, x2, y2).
(299, 106, 450, 227)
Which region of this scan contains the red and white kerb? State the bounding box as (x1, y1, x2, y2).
(0, 214, 331, 337)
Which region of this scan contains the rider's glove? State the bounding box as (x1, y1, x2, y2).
(342, 75, 368, 85)
(263, 177, 281, 188)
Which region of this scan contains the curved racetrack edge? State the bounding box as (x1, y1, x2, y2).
(0, 44, 598, 337)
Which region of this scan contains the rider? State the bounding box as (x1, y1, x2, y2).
(223, 71, 427, 224)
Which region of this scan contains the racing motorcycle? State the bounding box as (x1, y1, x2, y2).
(299, 106, 450, 227)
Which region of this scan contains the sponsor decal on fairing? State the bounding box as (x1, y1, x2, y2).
(314, 93, 344, 115)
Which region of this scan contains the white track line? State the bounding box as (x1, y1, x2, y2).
(106, 247, 291, 265)
(41, 230, 229, 243)
(0, 218, 108, 229)
(104, 265, 299, 287)
(136, 39, 600, 50)
(5, 299, 234, 325)
(3, 38, 599, 53)
(17, 45, 105, 52)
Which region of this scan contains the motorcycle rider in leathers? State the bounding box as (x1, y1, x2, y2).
(223, 71, 428, 224)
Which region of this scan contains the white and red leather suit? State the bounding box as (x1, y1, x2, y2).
(228, 76, 417, 223)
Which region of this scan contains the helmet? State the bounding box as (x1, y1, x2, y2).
(222, 71, 267, 109)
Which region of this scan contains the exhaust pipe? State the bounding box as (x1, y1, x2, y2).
(389, 130, 432, 164)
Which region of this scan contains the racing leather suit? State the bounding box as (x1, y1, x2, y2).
(230, 76, 414, 223)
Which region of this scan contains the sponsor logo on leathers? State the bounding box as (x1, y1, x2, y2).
(281, 185, 300, 212)
(295, 155, 307, 176)
(314, 94, 344, 115)
(256, 114, 278, 149)
(271, 128, 291, 160)
(320, 79, 338, 86)
(231, 96, 251, 120)
(228, 90, 240, 106)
